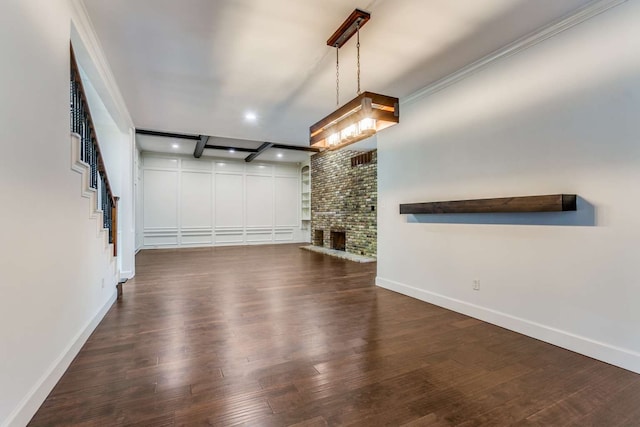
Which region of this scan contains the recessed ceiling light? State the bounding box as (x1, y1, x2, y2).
(245, 112, 257, 122)
(171, 143, 179, 149)
(229, 148, 235, 153)
(277, 153, 283, 158)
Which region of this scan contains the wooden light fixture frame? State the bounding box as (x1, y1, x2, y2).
(326, 9, 370, 48)
(310, 9, 399, 150)
(310, 92, 399, 150)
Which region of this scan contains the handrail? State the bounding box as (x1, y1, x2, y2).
(70, 45, 118, 256)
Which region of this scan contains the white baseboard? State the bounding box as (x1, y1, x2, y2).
(3, 291, 117, 427)
(375, 276, 640, 375)
(120, 270, 135, 280)
(140, 240, 312, 250)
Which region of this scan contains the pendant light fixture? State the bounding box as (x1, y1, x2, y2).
(309, 9, 399, 150)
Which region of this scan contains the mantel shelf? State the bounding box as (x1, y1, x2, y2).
(399, 194, 577, 215)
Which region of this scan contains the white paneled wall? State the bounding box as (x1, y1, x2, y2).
(275, 175, 299, 242)
(141, 154, 304, 248)
(181, 170, 213, 246)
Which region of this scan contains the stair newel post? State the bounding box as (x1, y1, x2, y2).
(112, 197, 119, 257)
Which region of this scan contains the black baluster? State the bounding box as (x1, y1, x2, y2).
(105, 182, 108, 230)
(83, 110, 89, 164)
(101, 178, 105, 227)
(77, 85, 81, 136)
(70, 76, 73, 132)
(80, 108, 84, 161)
(75, 75, 82, 151)
(81, 105, 85, 161)
(71, 81, 76, 134)
(70, 71, 76, 133)
(101, 179, 104, 219)
(85, 113, 89, 166)
(91, 141, 96, 189)
(74, 81, 80, 135)
(94, 145, 98, 189)
(89, 137, 93, 187)
(89, 124, 93, 179)
(108, 197, 113, 243)
(88, 121, 93, 170)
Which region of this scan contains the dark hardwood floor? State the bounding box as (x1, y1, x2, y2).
(30, 244, 640, 426)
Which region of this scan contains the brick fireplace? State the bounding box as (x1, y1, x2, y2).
(310, 149, 377, 257)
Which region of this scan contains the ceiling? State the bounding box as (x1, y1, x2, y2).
(83, 0, 595, 160)
(136, 134, 313, 162)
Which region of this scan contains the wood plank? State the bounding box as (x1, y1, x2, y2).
(28, 244, 640, 426)
(309, 91, 399, 146)
(244, 142, 273, 162)
(400, 194, 577, 214)
(326, 8, 370, 48)
(193, 135, 209, 158)
(135, 128, 201, 140)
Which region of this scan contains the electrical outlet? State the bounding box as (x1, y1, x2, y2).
(473, 279, 480, 291)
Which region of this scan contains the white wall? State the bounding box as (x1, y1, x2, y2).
(141, 153, 305, 248)
(377, 0, 640, 373)
(0, 1, 133, 425)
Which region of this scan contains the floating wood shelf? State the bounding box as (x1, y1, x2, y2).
(399, 194, 577, 215)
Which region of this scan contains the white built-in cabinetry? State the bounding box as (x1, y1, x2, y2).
(301, 164, 311, 242)
(141, 153, 305, 248)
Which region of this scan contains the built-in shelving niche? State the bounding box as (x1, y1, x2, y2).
(301, 165, 311, 242)
(400, 194, 577, 215)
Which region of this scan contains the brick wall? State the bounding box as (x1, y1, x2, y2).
(311, 149, 377, 257)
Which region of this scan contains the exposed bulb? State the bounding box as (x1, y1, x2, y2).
(340, 124, 357, 141)
(358, 118, 376, 136)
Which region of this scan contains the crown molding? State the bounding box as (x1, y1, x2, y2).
(69, 0, 134, 130)
(402, 0, 628, 106)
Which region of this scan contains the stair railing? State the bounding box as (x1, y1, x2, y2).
(70, 45, 118, 256)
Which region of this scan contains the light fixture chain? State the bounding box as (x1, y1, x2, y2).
(335, 46, 340, 106)
(356, 23, 361, 95)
